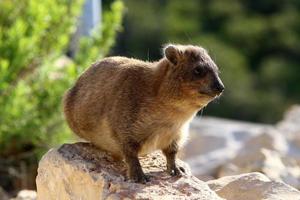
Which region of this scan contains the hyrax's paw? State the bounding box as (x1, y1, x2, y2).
(130, 172, 150, 184)
(168, 166, 186, 177)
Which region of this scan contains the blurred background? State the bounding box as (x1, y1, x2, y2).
(0, 0, 299, 198)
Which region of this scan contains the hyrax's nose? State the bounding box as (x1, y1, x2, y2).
(214, 80, 225, 94)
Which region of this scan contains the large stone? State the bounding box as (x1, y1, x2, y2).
(207, 172, 300, 200)
(36, 143, 223, 200)
(36, 142, 300, 200)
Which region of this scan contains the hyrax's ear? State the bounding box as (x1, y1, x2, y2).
(164, 45, 180, 65)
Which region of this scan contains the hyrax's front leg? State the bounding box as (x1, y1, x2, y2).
(122, 140, 149, 183)
(163, 141, 185, 176)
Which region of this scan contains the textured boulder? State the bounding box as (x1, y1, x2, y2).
(207, 172, 300, 200)
(36, 142, 300, 200)
(36, 143, 223, 200)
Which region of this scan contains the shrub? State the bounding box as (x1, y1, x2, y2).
(0, 0, 124, 193)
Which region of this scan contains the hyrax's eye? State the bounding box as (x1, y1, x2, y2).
(193, 67, 207, 77)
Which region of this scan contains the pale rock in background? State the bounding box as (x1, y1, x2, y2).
(277, 105, 300, 136)
(183, 105, 300, 189)
(277, 105, 300, 164)
(207, 172, 300, 200)
(184, 117, 271, 178)
(219, 148, 300, 188)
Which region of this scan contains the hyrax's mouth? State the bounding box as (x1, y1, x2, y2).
(198, 91, 222, 99)
(198, 84, 224, 98)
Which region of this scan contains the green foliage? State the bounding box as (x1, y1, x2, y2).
(0, 0, 124, 159)
(118, 0, 300, 123)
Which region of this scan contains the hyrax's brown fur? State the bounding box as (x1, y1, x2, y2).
(63, 44, 224, 183)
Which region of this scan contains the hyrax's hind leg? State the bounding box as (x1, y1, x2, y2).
(122, 139, 150, 183)
(162, 140, 185, 176)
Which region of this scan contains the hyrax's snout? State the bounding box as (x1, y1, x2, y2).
(211, 75, 225, 95)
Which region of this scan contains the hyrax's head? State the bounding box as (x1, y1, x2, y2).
(163, 44, 224, 107)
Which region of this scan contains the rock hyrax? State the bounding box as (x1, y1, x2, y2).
(63, 44, 224, 183)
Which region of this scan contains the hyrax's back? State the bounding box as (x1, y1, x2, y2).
(63, 56, 151, 157)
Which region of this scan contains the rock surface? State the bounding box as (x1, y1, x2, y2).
(207, 172, 300, 200)
(36, 142, 300, 200)
(36, 143, 223, 200)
